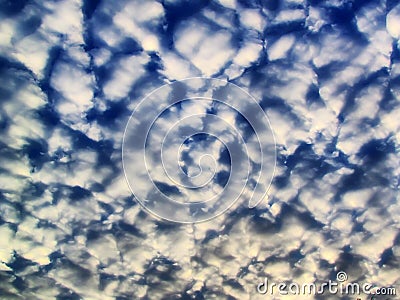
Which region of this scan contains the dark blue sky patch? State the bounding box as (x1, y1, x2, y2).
(0, 0, 28, 17)
(144, 255, 181, 282)
(295, 207, 325, 230)
(263, 20, 306, 37)
(88, 100, 129, 128)
(333, 250, 364, 281)
(65, 126, 100, 150)
(38, 46, 63, 100)
(84, 18, 111, 52)
(248, 211, 281, 235)
(155, 220, 182, 232)
(90, 182, 104, 193)
(86, 227, 102, 241)
(154, 181, 180, 196)
(112, 221, 145, 238)
(339, 68, 390, 121)
(6, 253, 35, 273)
(334, 166, 393, 202)
(273, 174, 290, 188)
(237, 0, 261, 9)
(261, 0, 280, 11)
(314, 61, 349, 82)
(117, 37, 143, 56)
(146, 52, 163, 73)
(357, 138, 396, 165)
(22, 181, 46, 198)
(69, 185, 92, 202)
(389, 75, 400, 104)
(17, 15, 42, 39)
(327, 3, 355, 26)
(305, 83, 325, 107)
(91, 64, 113, 93)
(169, 80, 188, 105)
(201, 229, 219, 244)
(99, 272, 119, 293)
(163, 0, 211, 39)
(284, 142, 316, 170)
(95, 140, 115, 168)
(22, 138, 49, 171)
(101, 201, 115, 215)
(215, 170, 229, 187)
(352, 0, 380, 12)
(287, 248, 305, 267)
(218, 147, 231, 166)
(0, 60, 32, 101)
(378, 248, 395, 267)
(260, 95, 304, 126)
(36, 104, 60, 127)
(234, 111, 255, 141)
(82, 0, 102, 20)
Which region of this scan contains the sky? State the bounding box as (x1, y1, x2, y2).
(0, 0, 399, 299)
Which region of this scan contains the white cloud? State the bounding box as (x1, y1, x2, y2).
(160, 52, 196, 80)
(386, 4, 400, 39)
(51, 61, 94, 119)
(240, 9, 266, 32)
(112, 0, 164, 52)
(274, 9, 305, 23)
(42, 0, 84, 44)
(174, 21, 235, 76)
(268, 35, 295, 61)
(103, 54, 149, 100)
(234, 41, 263, 66)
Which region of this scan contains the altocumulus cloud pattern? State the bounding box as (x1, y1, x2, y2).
(122, 78, 276, 223)
(0, 0, 399, 299)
